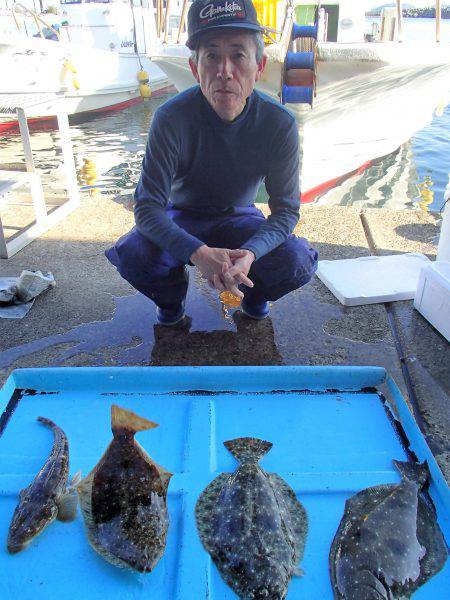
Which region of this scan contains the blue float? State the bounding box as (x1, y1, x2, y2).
(282, 84, 313, 105)
(292, 23, 318, 40)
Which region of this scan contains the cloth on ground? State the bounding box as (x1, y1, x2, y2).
(0, 270, 55, 319)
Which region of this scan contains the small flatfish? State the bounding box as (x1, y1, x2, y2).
(329, 460, 448, 599)
(77, 405, 172, 573)
(7, 416, 79, 554)
(196, 437, 308, 599)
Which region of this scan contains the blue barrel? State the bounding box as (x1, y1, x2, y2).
(282, 85, 313, 106)
(285, 51, 314, 71)
(292, 23, 318, 40)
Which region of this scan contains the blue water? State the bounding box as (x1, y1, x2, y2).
(365, 16, 450, 43)
(410, 103, 450, 211)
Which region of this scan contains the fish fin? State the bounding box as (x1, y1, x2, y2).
(158, 467, 173, 492)
(393, 459, 430, 487)
(414, 496, 448, 587)
(57, 491, 78, 522)
(269, 473, 308, 562)
(68, 470, 82, 491)
(195, 473, 229, 553)
(224, 437, 272, 465)
(76, 473, 134, 570)
(77, 473, 96, 530)
(111, 405, 159, 436)
(134, 440, 173, 490)
(150, 461, 173, 492)
(293, 566, 305, 577)
(57, 470, 83, 522)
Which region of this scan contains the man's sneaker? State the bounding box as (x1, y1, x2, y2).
(156, 301, 185, 326)
(241, 299, 270, 320)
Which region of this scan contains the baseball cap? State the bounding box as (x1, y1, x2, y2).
(186, 0, 263, 49)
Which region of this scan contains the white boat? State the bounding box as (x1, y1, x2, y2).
(0, 0, 171, 132)
(151, 0, 450, 203)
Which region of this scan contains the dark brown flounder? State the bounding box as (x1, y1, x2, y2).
(7, 417, 79, 554)
(196, 437, 308, 600)
(77, 405, 172, 573)
(329, 460, 448, 600)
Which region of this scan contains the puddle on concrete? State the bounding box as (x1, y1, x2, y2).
(0, 272, 405, 374)
(0, 270, 240, 370)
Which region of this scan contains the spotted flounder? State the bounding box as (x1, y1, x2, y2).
(7, 416, 79, 554)
(330, 460, 448, 599)
(196, 437, 307, 599)
(77, 405, 172, 572)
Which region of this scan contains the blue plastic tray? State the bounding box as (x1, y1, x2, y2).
(0, 366, 448, 599)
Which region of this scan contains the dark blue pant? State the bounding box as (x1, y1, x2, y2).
(105, 205, 318, 310)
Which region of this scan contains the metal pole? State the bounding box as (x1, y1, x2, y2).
(56, 111, 80, 208)
(17, 108, 35, 173)
(177, 0, 189, 44)
(436, 0, 441, 43)
(396, 0, 403, 42)
(163, 0, 171, 44)
(157, 0, 162, 38)
(17, 109, 48, 226)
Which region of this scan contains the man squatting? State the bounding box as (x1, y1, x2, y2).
(106, 0, 318, 325)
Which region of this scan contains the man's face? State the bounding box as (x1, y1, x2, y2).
(189, 30, 266, 122)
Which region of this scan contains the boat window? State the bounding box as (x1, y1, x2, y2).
(322, 4, 339, 41)
(295, 3, 340, 42)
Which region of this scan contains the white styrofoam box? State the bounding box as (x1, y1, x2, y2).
(414, 261, 450, 342)
(316, 253, 431, 306)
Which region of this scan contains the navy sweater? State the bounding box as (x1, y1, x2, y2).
(134, 86, 300, 263)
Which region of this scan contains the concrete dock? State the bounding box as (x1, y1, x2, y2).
(0, 193, 449, 479)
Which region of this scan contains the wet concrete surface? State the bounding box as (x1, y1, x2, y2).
(0, 197, 448, 479)
(362, 208, 450, 472)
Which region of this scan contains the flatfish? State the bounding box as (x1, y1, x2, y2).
(7, 416, 79, 554)
(77, 405, 172, 572)
(330, 460, 448, 599)
(196, 437, 307, 599)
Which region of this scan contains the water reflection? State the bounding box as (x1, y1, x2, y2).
(0, 93, 174, 203)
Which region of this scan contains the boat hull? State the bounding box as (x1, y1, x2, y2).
(0, 35, 171, 131)
(152, 42, 450, 200)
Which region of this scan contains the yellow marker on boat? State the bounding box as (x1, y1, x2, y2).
(61, 58, 80, 90)
(137, 70, 151, 98)
(139, 83, 152, 98)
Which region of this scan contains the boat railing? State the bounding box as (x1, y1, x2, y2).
(10, 2, 61, 41)
(383, 1, 443, 43)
